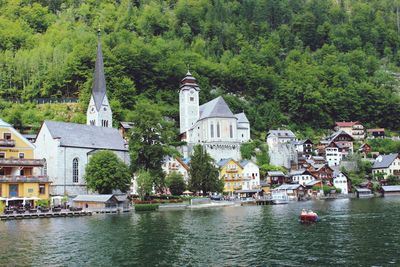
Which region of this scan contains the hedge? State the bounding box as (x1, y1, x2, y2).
(134, 204, 159, 212)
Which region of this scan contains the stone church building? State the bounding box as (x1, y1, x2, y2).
(179, 72, 250, 162)
(34, 35, 129, 196)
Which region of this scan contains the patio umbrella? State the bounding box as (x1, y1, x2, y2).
(182, 190, 193, 195)
(0, 197, 6, 201)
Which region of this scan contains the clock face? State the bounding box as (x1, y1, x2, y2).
(190, 89, 195, 95)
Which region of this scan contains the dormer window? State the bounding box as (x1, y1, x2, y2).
(103, 107, 107, 111)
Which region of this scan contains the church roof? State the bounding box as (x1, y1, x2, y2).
(91, 38, 107, 111)
(43, 121, 127, 151)
(235, 112, 249, 123)
(180, 71, 200, 91)
(199, 96, 235, 120)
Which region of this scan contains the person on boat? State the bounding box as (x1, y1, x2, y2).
(301, 209, 307, 215)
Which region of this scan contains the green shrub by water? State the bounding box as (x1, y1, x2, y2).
(134, 204, 159, 212)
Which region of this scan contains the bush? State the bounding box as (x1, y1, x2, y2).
(134, 204, 159, 211)
(37, 199, 49, 207)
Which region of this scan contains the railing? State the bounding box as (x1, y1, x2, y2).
(0, 139, 16, 147)
(0, 158, 44, 166)
(0, 175, 49, 182)
(226, 169, 238, 173)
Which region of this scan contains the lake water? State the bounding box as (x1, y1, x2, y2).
(1, 198, 400, 266)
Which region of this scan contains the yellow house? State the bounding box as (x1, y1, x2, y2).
(0, 119, 50, 204)
(218, 158, 244, 193)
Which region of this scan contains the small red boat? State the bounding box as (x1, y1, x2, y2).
(299, 209, 319, 223)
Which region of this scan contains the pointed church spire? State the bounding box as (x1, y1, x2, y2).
(180, 70, 200, 91)
(92, 28, 107, 111)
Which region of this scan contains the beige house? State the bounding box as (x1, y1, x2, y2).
(73, 195, 118, 210)
(372, 154, 400, 179)
(334, 121, 365, 140)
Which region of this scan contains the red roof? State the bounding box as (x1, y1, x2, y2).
(335, 121, 360, 127)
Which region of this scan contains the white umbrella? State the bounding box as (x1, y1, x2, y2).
(0, 197, 6, 201)
(30, 197, 41, 200)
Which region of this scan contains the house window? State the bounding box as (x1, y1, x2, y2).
(20, 169, 24, 176)
(43, 159, 47, 176)
(217, 122, 220, 138)
(39, 184, 45, 195)
(72, 158, 79, 183)
(190, 97, 194, 102)
(210, 123, 214, 138)
(3, 133, 11, 140)
(9, 184, 18, 197)
(90, 120, 95, 126)
(19, 153, 24, 159)
(230, 124, 233, 138)
(0, 152, 5, 159)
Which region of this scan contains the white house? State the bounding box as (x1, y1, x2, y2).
(325, 142, 342, 167)
(290, 169, 315, 186)
(239, 160, 260, 190)
(162, 156, 190, 184)
(34, 35, 129, 196)
(372, 153, 400, 179)
(179, 72, 250, 162)
(333, 168, 349, 195)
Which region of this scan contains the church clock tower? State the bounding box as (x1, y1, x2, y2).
(179, 71, 200, 134)
(87, 29, 113, 128)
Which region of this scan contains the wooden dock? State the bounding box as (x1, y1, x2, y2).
(0, 211, 92, 221)
(256, 199, 274, 205)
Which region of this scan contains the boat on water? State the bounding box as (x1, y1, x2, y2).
(271, 193, 289, 205)
(299, 209, 319, 223)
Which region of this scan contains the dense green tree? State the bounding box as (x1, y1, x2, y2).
(136, 169, 153, 200)
(166, 172, 186, 196)
(128, 98, 179, 192)
(84, 150, 131, 194)
(188, 145, 222, 195)
(0, 0, 400, 136)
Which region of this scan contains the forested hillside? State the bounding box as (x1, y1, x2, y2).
(1, 0, 400, 135)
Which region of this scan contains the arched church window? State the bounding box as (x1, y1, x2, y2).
(72, 158, 79, 183)
(211, 123, 214, 138)
(217, 122, 220, 138)
(230, 124, 233, 138)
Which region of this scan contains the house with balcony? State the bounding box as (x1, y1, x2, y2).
(162, 156, 190, 184)
(293, 139, 314, 159)
(318, 131, 354, 159)
(367, 128, 385, 139)
(335, 121, 365, 140)
(218, 158, 244, 194)
(372, 153, 400, 179)
(0, 119, 50, 201)
(239, 160, 260, 191)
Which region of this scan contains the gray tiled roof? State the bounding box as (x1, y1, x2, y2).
(44, 121, 127, 151)
(274, 184, 303, 190)
(217, 158, 232, 167)
(0, 119, 11, 127)
(73, 194, 115, 203)
(92, 40, 107, 111)
(267, 171, 285, 176)
(372, 153, 398, 169)
(199, 96, 235, 120)
(268, 130, 296, 139)
(235, 112, 249, 123)
(289, 169, 311, 176)
(382, 185, 400, 192)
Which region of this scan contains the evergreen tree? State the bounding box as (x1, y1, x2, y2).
(188, 145, 223, 195)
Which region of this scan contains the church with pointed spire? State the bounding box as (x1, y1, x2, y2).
(87, 30, 112, 128)
(179, 72, 251, 162)
(34, 32, 129, 197)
